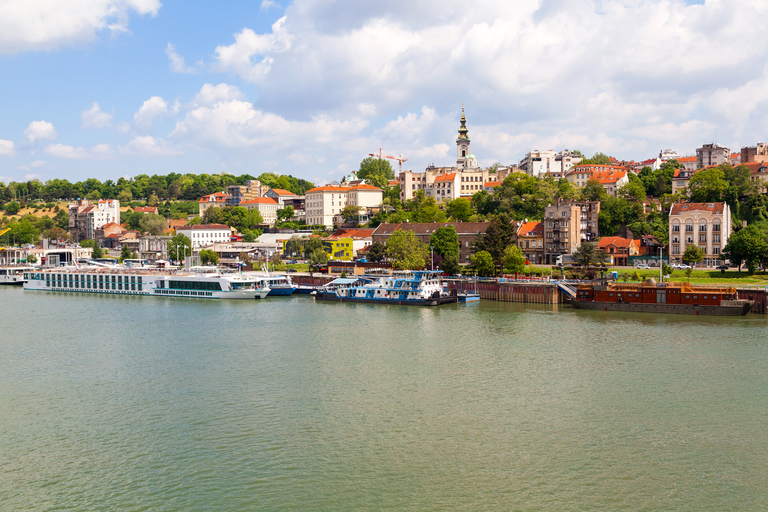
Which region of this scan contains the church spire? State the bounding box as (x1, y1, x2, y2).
(457, 105, 470, 142)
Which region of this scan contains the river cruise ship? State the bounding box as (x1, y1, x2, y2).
(0, 266, 34, 285)
(23, 267, 270, 299)
(314, 270, 458, 306)
(570, 279, 753, 316)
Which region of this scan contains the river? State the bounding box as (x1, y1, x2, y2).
(2, 286, 767, 511)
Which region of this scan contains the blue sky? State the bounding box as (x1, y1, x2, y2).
(1, 0, 767, 186)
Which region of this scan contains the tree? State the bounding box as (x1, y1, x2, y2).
(682, 245, 704, 267)
(446, 198, 472, 222)
(303, 237, 323, 258)
(139, 213, 167, 235)
(582, 179, 608, 202)
(357, 157, 395, 190)
(440, 255, 461, 276)
(168, 233, 192, 262)
(4, 201, 20, 215)
(385, 229, 429, 270)
(26, 253, 37, 264)
(285, 235, 303, 257)
(430, 226, 459, 260)
(367, 241, 386, 263)
(473, 213, 516, 264)
(147, 192, 160, 206)
(579, 152, 613, 165)
(310, 248, 330, 266)
(501, 245, 526, 277)
(471, 250, 495, 277)
(721, 225, 768, 274)
(199, 249, 219, 265)
(573, 242, 602, 271)
(688, 167, 729, 203)
(119, 245, 132, 262)
(341, 205, 362, 223)
(117, 188, 133, 203)
(276, 206, 295, 223)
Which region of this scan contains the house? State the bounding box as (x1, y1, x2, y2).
(597, 236, 640, 266)
(198, 192, 230, 216)
(240, 197, 280, 226)
(265, 188, 302, 206)
(133, 206, 158, 214)
(696, 143, 730, 168)
(175, 224, 232, 249)
(372, 222, 490, 263)
(742, 162, 768, 193)
(226, 180, 265, 206)
(516, 221, 544, 264)
(543, 200, 600, 264)
(565, 164, 630, 195)
(671, 168, 699, 195)
(677, 156, 698, 171)
(668, 202, 731, 267)
(518, 149, 583, 177)
(138, 235, 171, 262)
(305, 184, 382, 228)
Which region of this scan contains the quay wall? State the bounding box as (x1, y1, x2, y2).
(446, 280, 563, 304)
(737, 288, 767, 314)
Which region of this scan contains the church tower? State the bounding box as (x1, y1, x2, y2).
(456, 106, 477, 170)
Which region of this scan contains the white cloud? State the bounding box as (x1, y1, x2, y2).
(0, 139, 15, 156)
(81, 102, 113, 129)
(260, 0, 279, 10)
(24, 121, 57, 144)
(212, 16, 292, 83)
(134, 96, 169, 130)
(120, 136, 182, 156)
(44, 143, 114, 159)
(17, 160, 46, 171)
(165, 43, 198, 74)
(192, 83, 244, 106)
(0, 0, 161, 54)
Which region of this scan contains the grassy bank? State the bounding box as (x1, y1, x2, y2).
(609, 268, 768, 286)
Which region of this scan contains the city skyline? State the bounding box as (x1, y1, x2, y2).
(1, 0, 767, 185)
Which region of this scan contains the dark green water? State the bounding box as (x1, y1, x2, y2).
(2, 286, 768, 511)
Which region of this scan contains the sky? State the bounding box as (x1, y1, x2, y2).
(1, 0, 768, 186)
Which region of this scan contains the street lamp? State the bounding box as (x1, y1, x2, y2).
(430, 245, 434, 271)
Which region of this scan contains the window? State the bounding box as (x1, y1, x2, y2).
(713, 223, 720, 232)
(686, 223, 693, 232)
(699, 222, 707, 232)
(713, 233, 720, 243)
(672, 223, 680, 232)
(699, 234, 707, 242)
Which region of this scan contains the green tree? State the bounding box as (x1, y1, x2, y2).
(440, 255, 461, 276)
(471, 250, 495, 277)
(276, 206, 295, 223)
(310, 248, 330, 266)
(682, 245, 704, 267)
(26, 253, 38, 264)
(357, 157, 395, 190)
(285, 235, 303, 257)
(367, 241, 386, 263)
(139, 213, 167, 235)
(147, 192, 160, 206)
(573, 242, 602, 271)
(385, 230, 429, 270)
(473, 213, 516, 264)
(117, 188, 133, 203)
(4, 201, 20, 215)
(168, 233, 192, 262)
(446, 198, 472, 222)
(721, 225, 768, 273)
(199, 249, 220, 265)
(579, 152, 613, 165)
(582, 178, 608, 202)
(688, 167, 729, 203)
(501, 245, 526, 277)
(341, 204, 362, 223)
(430, 226, 459, 260)
(303, 237, 323, 258)
(119, 245, 132, 262)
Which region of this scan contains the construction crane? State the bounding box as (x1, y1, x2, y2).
(0, 227, 10, 238)
(369, 149, 408, 173)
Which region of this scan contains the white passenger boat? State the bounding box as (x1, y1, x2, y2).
(23, 267, 270, 299)
(0, 266, 34, 285)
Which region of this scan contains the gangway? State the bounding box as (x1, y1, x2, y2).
(556, 281, 578, 300)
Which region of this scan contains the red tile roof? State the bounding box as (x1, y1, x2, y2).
(331, 228, 376, 238)
(677, 156, 696, 163)
(434, 173, 457, 182)
(176, 224, 231, 230)
(241, 197, 279, 205)
(349, 184, 382, 191)
(518, 221, 543, 237)
(306, 186, 351, 193)
(269, 188, 296, 196)
(670, 202, 726, 216)
(484, 181, 502, 187)
(199, 192, 229, 203)
(597, 236, 635, 249)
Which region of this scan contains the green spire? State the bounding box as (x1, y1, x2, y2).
(457, 106, 469, 142)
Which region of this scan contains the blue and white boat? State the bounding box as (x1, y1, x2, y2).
(314, 271, 458, 306)
(246, 267, 296, 296)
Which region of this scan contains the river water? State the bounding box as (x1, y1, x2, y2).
(2, 286, 768, 511)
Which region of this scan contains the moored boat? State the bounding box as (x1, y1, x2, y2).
(314, 270, 458, 306)
(23, 267, 270, 299)
(570, 279, 753, 316)
(0, 266, 34, 285)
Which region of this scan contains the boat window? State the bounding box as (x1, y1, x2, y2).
(692, 295, 697, 299)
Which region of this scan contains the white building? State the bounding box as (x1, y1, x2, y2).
(519, 150, 583, 177)
(175, 224, 232, 249)
(305, 185, 383, 228)
(68, 199, 120, 241)
(241, 197, 280, 226)
(669, 202, 731, 267)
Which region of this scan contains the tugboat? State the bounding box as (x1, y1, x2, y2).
(314, 270, 458, 306)
(570, 278, 753, 316)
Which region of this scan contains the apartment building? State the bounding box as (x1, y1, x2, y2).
(68, 199, 120, 242)
(519, 149, 583, 177)
(543, 200, 581, 264)
(241, 197, 280, 226)
(696, 143, 730, 169)
(668, 202, 731, 267)
(175, 224, 232, 249)
(305, 185, 383, 228)
(565, 165, 629, 196)
(198, 192, 229, 216)
(226, 180, 266, 206)
(517, 221, 544, 264)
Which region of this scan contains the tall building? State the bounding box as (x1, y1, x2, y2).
(542, 199, 600, 264)
(696, 143, 730, 169)
(519, 150, 583, 177)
